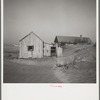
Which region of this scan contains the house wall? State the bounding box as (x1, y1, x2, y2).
(55, 43, 63, 57)
(43, 43, 51, 57)
(19, 33, 43, 58)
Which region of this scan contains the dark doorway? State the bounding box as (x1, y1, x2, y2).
(51, 46, 56, 56)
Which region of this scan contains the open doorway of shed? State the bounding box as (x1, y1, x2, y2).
(51, 46, 56, 56)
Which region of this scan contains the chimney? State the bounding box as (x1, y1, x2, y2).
(80, 35, 82, 38)
(80, 35, 82, 40)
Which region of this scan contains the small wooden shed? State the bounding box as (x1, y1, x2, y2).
(43, 43, 51, 57)
(19, 32, 51, 58)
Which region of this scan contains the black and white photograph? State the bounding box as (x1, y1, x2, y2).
(3, 0, 96, 83)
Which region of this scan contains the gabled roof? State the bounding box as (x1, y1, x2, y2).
(19, 32, 44, 42)
(19, 31, 51, 45)
(54, 36, 91, 43)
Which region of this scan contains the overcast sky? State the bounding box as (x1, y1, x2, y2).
(4, 0, 96, 44)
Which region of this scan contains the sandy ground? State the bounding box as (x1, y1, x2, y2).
(53, 62, 96, 83)
(53, 44, 96, 83)
(4, 59, 61, 83)
(4, 44, 96, 83)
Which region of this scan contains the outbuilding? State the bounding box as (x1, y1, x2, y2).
(19, 32, 51, 58)
(54, 35, 92, 57)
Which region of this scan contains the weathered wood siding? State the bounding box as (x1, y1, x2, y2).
(19, 33, 43, 58)
(44, 43, 51, 56)
(56, 43, 63, 57)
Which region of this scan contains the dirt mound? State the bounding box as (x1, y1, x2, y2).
(74, 45, 96, 62)
(54, 44, 96, 83)
(54, 62, 96, 83)
(55, 44, 96, 68)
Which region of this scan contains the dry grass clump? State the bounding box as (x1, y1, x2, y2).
(54, 55, 77, 69)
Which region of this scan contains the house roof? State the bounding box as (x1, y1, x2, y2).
(19, 32, 44, 42)
(54, 36, 91, 43)
(19, 31, 51, 45)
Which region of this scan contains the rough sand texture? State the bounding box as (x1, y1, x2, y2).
(4, 44, 96, 83)
(4, 59, 61, 83)
(53, 62, 96, 83)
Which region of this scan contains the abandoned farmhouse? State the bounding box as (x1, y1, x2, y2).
(54, 35, 91, 57)
(19, 32, 52, 58)
(19, 32, 92, 58)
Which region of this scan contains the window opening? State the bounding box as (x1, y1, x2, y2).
(27, 46, 34, 51)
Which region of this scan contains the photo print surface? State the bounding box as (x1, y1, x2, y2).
(4, 0, 96, 83)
